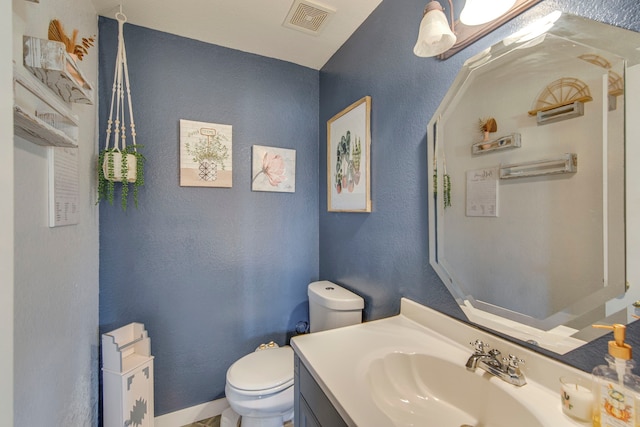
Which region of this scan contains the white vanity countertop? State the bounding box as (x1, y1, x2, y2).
(291, 298, 592, 427)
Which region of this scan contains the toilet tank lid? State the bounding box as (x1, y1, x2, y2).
(308, 280, 364, 310)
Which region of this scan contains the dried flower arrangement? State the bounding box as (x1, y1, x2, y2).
(48, 19, 95, 61)
(479, 117, 497, 141)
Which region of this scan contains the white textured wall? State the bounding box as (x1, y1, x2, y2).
(12, 0, 99, 424)
(1, 0, 14, 426)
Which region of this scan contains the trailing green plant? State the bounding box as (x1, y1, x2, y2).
(443, 173, 452, 208)
(97, 145, 145, 211)
(432, 169, 452, 209)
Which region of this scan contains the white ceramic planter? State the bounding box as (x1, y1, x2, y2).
(103, 151, 137, 183)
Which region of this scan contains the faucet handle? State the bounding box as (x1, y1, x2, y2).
(470, 339, 489, 353)
(488, 348, 501, 358)
(504, 354, 525, 369)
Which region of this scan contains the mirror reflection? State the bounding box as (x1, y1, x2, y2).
(428, 12, 640, 354)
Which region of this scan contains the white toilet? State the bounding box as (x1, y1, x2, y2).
(222, 280, 364, 427)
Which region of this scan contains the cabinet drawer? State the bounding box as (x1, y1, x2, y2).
(299, 396, 321, 427)
(299, 362, 347, 427)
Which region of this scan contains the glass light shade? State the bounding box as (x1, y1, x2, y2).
(413, 3, 457, 57)
(459, 0, 517, 26)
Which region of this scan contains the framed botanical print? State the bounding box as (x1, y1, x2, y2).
(180, 119, 232, 187)
(327, 96, 371, 212)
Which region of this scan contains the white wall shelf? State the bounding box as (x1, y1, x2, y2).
(13, 63, 79, 147)
(471, 133, 521, 155)
(499, 153, 578, 179)
(14, 106, 77, 147)
(23, 36, 94, 105)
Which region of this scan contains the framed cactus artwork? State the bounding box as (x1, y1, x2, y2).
(327, 96, 371, 212)
(179, 119, 232, 187)
(251, 145, 296, 193)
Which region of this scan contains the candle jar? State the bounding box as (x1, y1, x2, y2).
(560, 376, 594, 421)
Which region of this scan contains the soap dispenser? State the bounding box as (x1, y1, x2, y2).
(591, 324, 640, 427)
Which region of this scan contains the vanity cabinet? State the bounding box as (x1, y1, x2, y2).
(294, 354, 347, 427)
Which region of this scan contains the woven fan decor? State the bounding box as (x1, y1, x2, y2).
(527, 77, 592, 116)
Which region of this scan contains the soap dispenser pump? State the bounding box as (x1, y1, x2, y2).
(591, 324, 640, 427)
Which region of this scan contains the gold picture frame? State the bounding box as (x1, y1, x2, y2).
(327, 96, 371, 212)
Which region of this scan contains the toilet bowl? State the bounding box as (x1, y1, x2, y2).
(224, 281, 364, 427)
(224, 345, 294, 427)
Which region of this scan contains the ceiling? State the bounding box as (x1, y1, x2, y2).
(90, 0, 384, 70)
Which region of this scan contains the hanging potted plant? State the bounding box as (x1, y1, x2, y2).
(97, 9, 145, 211)
(98, 145, 145, 211)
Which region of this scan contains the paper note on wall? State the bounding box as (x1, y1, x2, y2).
(466, 168, 498, 217)
(49, 147, 79, 227)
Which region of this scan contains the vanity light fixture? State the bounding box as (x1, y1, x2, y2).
(414, 0, 543, 59)
(459, 0, 517, 26)
(413, 0, 456, 57)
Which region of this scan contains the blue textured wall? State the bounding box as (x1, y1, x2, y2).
(98, 18, 319, 415)
(319, 0, 640, 373)
(100, 0, 640, 418)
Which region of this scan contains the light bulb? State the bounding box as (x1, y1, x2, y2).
(460, 0, 517, 26)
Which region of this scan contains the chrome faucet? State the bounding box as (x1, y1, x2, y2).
(465, 339, 495, 370)
(465, 340, 527, 386)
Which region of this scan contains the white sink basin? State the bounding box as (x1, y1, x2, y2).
(368, 352, 544, 427)
(292, 298, 589, 427)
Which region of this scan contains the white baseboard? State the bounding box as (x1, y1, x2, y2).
(155, 398, 229, 427)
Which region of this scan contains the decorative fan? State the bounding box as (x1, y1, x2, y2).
(528, 77, 592, 116)
(608, 71, 624, 97)
(578, 53, 612, 69)
(578, 54, 624, 97)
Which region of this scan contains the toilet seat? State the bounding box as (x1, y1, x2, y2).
(226, 346, 293, 396)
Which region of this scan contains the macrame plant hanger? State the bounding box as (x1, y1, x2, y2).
(99, 4, 144, 211)
(103, 5, 137, 183)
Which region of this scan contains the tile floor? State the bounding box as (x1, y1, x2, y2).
(181, 415, 221, 427)
(181, 416, 293, 427)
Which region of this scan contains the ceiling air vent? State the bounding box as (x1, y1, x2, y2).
(283, 0, 335, 36)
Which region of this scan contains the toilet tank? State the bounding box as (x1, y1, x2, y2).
(308, 281, 364, 333)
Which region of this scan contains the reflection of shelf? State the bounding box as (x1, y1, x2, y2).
(472, 133, 521, 155)
(608, 71, 624, 111)
(528, 77, 591, 125)
(13, 63, 79, 147)
(533, 101, 585, 125)
(23, 36, 93, 105)
(500, 153, 577, 179)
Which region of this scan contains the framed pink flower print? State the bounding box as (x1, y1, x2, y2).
(251, 145, 296, 193)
